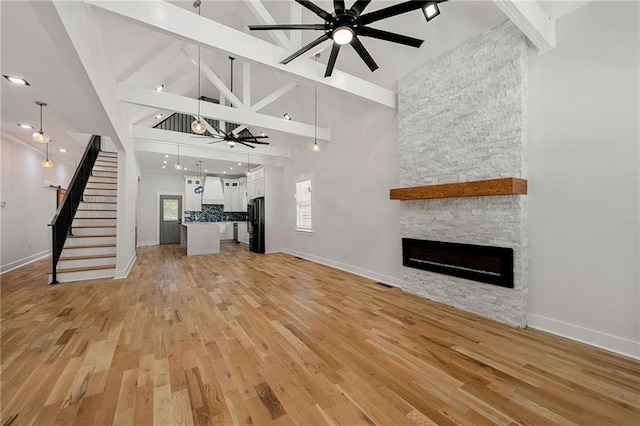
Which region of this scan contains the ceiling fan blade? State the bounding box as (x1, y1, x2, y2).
(281, 33, 331, 64)
(350, 37, 378, 72)
(334, 0, 346, 14)
(325, 43, 341, 77)
(249, 24, 326, 31)
(358, 27, 424, 48)
(238, 141, 257, 149)
(360, 0, 434, 25)
(237, 135, 269, 140)
(294, 0, 332, 21)
(349, 0, 372, 15)
(207, 140, 226, 144)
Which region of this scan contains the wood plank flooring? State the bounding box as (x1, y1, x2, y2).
(1, 243, 638, 425)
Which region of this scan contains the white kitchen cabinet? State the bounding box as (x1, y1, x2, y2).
(247, 168, 265, 200)
(223, 178, 247, 212)
(184, 176, 202, 212)
(237, 222, 249, 245)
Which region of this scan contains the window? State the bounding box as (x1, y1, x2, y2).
(296, 179, 312, 231)
(162, 199, 179, 221)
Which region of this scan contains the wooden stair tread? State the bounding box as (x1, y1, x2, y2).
(83, 194, 117, 197)
(57, 264, 115, 273)
(90, 176, 117, 179)
(84, 187, 117, 191)
(73, 217, 117, 220)
(77, 209, 117, 212)
(60, 254, 116, 261)
(100, 150, 118, 154)
(95, 160, 118, 164)
(67, 234, 116, 238)
(63, 244, 116, 249)
(81, 201, 117, 204)
(71, 225, 116, 228)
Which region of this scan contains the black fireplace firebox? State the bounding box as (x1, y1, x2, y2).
(402, 238, 514, 288)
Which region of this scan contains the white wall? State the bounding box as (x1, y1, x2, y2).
(527, 1, 639, 358)
(282, 88, 401, 285)
(1, 136, 74, 272)
(137, 170, 184, 246)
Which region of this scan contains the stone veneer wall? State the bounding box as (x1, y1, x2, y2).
(397, 21, 528, 327)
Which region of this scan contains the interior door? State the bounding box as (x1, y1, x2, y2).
(159, 195, 182, 244)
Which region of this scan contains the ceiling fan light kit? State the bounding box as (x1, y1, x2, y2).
(249, 0, 447, 77)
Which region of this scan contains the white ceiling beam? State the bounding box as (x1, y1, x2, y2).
(182, 47, 244, 108)
(233, 81, 297, 135)
(118, 83, 330, 141)
(86, 0, 396, 109)
(493, 0, 556, 54)
(134, 134, 289, 168)
(243, 0, 292, 49)
(251, 81, 297, 112)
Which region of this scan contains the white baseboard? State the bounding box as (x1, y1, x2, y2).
(527, 313, 639, 360)
(115, 254, 136, 279)
(282, 248, 401, 288)
(137, 241, 158, 247)
(1, 249, 51, 274)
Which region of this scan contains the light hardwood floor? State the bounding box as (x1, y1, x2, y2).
(1, 243, 638, 425)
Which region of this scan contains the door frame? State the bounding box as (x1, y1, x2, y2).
(155, 191, 184, 245)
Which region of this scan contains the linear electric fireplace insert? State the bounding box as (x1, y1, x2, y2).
(402, 238, 514, 288)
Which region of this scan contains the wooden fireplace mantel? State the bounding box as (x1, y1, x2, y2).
(390, 178, 527, 200)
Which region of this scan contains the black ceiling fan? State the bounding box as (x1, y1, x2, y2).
(199, 125, 270, 149)
(249, 0, 446, 77)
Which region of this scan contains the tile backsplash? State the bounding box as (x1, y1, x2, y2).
(185, 204, 248, 222)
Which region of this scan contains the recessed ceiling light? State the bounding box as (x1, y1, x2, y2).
(155, 113, 163, 119)
(57, 148, 68, 153)
(155, 84, 164, 92)
(230, 167, 233, 170)
(18, 123, 34, 129)
(163, 160, 167, 164)
(3, 75, 30, 86)
(238, 162, 241, 166)
(204, 169, 207, 172)
(162, 165, 166, 169)
(184, 167, 188, 170)
(260, 132, 266, 137)
(223, 171, 226, 174)
(283, 113, 291, 120)
(422, 3, 440, 21)
(164, 154, 169, 158)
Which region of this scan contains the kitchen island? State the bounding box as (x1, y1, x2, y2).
(180, 223, 220, 255)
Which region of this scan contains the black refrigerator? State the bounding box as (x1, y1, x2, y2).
(248, 197, 265, 253)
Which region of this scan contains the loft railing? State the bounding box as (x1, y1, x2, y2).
(49, 135, 102, 284)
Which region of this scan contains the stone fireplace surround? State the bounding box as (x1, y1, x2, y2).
(397, 21, 528, 327)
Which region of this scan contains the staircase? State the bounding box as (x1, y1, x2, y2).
(54, 151, 118, 282)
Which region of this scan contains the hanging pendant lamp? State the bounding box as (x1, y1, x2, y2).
(41, 140, 53, 168)
(191, 0, 206, 135)
(311, 54, 321, 152)
(32, 101, 51, 144)
(174, 144, 183, 170)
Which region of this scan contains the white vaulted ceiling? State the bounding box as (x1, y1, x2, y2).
(1, 1, 585, 172)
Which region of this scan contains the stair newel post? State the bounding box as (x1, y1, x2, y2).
(50, 225, 59, 284)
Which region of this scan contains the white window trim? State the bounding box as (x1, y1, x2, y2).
(295, 177, 313, 233)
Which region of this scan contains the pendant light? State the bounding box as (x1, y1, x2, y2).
(194, 161, 204, 193)
(32, 101, 50, 144)
(174, 144, 183, 170)
(311, 54, 321, 152)
(41, 140, 53, 168)
(190, 0, 206, 135)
